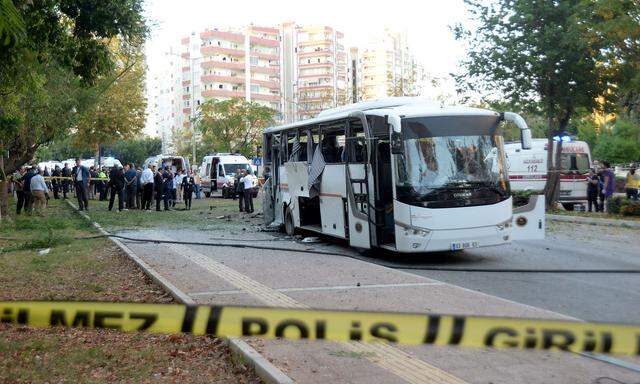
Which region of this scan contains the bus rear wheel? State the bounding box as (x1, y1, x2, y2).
(284, 208, 295, 236)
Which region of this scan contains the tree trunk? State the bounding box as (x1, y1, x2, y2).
(95, 143, 101, 168)
(0, 151, 6, 220)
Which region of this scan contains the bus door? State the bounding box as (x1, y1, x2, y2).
(345, 114, 372, 249)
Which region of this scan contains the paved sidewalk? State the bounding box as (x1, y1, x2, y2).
(547, 214, 640, 228)
(115, 228, 640, 384)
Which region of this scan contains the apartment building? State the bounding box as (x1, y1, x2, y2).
(358, 29, 422, 101)
(180, 25, 282, 132)
(145, 49, 183, 153)
(281, 24, 348, 122)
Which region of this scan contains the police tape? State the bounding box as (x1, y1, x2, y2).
(1, 301, 639, 356)
(43, 177, 110, 181)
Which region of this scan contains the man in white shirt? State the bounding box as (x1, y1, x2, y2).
(30, 169, 49, 216)
(140, 165, 155, 210)
(239, 169, 255, 213)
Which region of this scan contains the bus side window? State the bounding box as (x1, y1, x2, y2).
(298, 130, 309, 162)
(347, 119, 366, 163)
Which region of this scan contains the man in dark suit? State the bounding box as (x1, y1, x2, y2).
(51, 165, 61, 199)
(108, 165, 125, 211)
(153, 166, 164, 211)
(61, 163, 71, 199)
(72, 158, 90, 211)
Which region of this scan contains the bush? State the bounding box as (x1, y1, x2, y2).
(511, 190, 543, 207)
(620, 200, 640, 217)
(607, 196, 625, 214)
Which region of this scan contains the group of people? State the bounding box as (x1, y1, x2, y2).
(10, 158, 210, 215)
(585, 161, 639, 212)
(105, 162, 200, 212)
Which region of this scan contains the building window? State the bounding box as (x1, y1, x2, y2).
(217, 41, 221, 46)
(250, 85, 260, 93)
(250, 56, 259, 65)
(218, 84, 223, 89)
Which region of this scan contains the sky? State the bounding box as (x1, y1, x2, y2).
(144, 0, 472, 98)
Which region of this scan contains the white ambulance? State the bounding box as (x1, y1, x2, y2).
(199, 153, 256, 198)
(505, 139, 592, 210)
(143, 155, 190, 173)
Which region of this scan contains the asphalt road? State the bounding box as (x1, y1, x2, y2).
(365, 220, 640, 324)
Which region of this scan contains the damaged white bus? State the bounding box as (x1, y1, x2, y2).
(262, 98, 545, 253)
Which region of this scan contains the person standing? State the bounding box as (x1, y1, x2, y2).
(51, 165, 61, 199)
(98, 167, 108, 200)
(72, 158, 90, 211)
(239, 169, 255, 213)
(107, 165, 125, 211)
(88, 166, 98, 200)
(625, 168, 639, 200)
(154, 166, 164, 211)
(12, 167, 25, 214)
(176, 169, 184, 204)
(586, 169, 600, 212)
(162, 167, 173, 211)
(124, 163, 137, 209)
(22, 167, 36, 214)
(140, 166, 154, 210)
(30, 169, 49, 216)
(182, 171, 195, 210)
(135, 167, 143, 209)
(171, 170, 178, 207)
(235, 168, 244, 212)
(61, 163, 71, 199)
(600, 161, 616, 212)
(194, 172, 202, 199)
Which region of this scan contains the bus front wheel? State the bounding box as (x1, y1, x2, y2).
(284, 207, 295, 236)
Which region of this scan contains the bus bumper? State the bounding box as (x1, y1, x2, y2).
(394, 225, 509, 253)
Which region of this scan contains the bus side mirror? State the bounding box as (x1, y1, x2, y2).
(391, 131, 404, 154)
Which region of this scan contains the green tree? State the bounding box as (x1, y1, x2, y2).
(593, 119, 640, 164)
(0, 0, 24, 47)
(196, 98, 275, 155)
(73, 42, 147, 158)
(0, 0, 146, 217)
(104, 137, 162, 166)
(455, 0, 639, 207)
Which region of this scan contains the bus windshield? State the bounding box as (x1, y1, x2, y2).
(396, 116, 510, 208)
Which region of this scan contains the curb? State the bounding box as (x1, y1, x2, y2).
(547, 214, 640, 229)
(64, 200, 294, 384)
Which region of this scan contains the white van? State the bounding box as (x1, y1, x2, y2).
(143, 154, 190, 173)
(199, 153, 256, 198)
(505, 139, 592, 210)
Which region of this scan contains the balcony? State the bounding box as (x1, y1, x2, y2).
(182, 66, 190, 72)
(298, 49, 333, 58)
(298, 84, 333, 91)
(251, 93, 280, 102)
(182, 94, 190, 100)
(298, 72, 333, 79)
(201, 75, 245, 84)
(250, 36, 279, 47)
(202, 89, 245, 98)
(251, 65, 279, 75)
(251, 50, 279, 61)
(182, 108, 191, 114)
(201, 60, 245, 70)
(200, 30, 244, 43)
(251, 26, 279, 34)
(251, 78, 279, 89)
(298, 62, 333, 69)
(181, 52, 190, 59)
(182, 80, 190, 86)
(298, 39, 332, 47)
(201, 46, 245, 57)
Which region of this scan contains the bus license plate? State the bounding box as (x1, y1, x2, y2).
(450, 241, 479, 251)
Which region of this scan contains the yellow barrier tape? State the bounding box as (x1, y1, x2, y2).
(44, 177, 110, 181)
(1, 301, 638, 356)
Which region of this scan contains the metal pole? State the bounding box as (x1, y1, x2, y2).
(191, 57, 197, 167)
